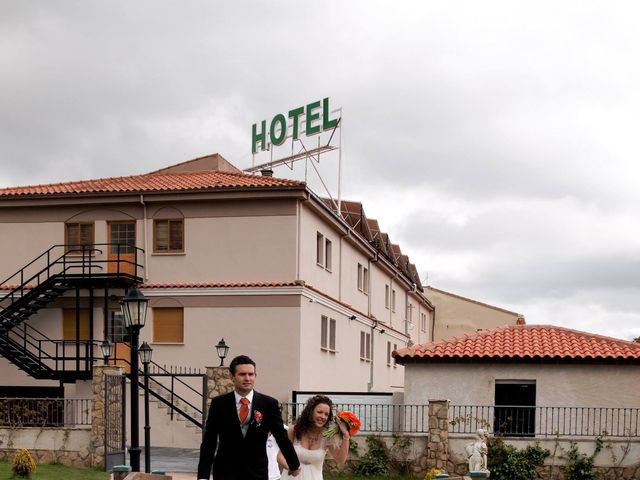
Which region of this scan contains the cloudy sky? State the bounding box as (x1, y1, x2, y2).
(2, 1, 639, 340)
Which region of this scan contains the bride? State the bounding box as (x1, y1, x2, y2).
(279, 395, 350, 480)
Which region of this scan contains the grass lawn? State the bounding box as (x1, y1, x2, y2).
(326, 475, 421, 480)
(0, 461, 109, 480)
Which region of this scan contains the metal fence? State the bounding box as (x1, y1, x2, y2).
(449, 405, 640, 438)
(0, 397, 91, 427)
(282, 402, 429, 433)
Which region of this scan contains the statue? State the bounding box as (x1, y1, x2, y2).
(465, 428, 490, 476)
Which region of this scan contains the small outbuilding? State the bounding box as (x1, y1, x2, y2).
(394, 324, 640, 437)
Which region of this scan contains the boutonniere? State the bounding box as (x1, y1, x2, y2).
(253, 410, 263, 427)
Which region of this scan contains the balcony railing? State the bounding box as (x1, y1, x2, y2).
(0, 397, 92, 427)
(282, 402, 428, 433)
(449, 405, 640, 438)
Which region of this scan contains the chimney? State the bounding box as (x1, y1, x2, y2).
(260, 168, 274, 177)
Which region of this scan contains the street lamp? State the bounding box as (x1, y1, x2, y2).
(100, 339, 113, 365)
(215, 338, 230, 367)
(121, 286, 149, 473)
(139, 341, 153, 474)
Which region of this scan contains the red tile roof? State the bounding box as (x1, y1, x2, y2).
(394, 324, 640, 362)
(140, 281, 303, 289)
(0, 170, 304, 197)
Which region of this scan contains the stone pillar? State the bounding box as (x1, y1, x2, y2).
(427, 399, 450, 471)
(91, 365, 124, 468)
(205, 366, 234, 405)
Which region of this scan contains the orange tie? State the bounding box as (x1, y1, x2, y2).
(239, 397, 249, 423)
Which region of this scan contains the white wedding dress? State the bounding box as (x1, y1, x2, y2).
(280, 436, 334, 480)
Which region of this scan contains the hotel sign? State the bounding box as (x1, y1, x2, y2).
(252, 97, 339, 154)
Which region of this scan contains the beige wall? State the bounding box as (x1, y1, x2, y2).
(146, 215, 297, 284)
(0, 194, 422, 401)
(297, 293, 406, 393)
(298, 205, 341, 299)
(426, 287, 522, 340)
(404, 362, 640, 407)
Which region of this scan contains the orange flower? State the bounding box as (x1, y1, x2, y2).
(323, 410, 361, 438)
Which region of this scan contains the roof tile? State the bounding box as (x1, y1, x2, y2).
(0, 170, 304, 197)
(395, 324, 640, 361)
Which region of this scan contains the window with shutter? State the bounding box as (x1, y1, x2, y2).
(152, 308, 184, 343)
(62, 309, 91, 340)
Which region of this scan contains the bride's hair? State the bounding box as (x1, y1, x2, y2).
(293, 395, 334, 440)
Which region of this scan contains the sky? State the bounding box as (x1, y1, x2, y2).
(2, 1, 639, 340)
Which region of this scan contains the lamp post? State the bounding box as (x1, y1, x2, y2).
(215, 338, 230, 367)
(121, 286, 149, 473)
(100, 339, 113, 365)
(139, 341, 153, 474)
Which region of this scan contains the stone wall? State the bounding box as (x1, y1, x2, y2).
(0, 427, 92, 467)
(90, 364, 125, 468)
(205, 366, 234, 402)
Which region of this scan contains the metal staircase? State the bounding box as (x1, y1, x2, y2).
(0, 244, 143, 382)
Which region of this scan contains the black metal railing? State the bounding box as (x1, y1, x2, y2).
(0, 397, 91, 427)
(0, 243, 143, 310)
(111, 354, 207, 429)
(2, 323, 95, 376)
(449, 405, 640, 438)
(281, 402, 428, 433)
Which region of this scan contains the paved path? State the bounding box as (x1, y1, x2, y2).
(141, 447, 199, 473)
(109, 447, 198, 479)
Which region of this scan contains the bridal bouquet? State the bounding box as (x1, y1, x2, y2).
(323, 410, 361, 438)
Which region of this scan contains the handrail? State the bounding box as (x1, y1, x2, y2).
(0, 243, 144, 288)
(0, 243, 144, 309)
(112, 353, 204, 420)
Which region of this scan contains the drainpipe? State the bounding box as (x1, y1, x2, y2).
(139, 195, 149, 281)
(431, 305, 436, 341)
(367, 318, 378, 392)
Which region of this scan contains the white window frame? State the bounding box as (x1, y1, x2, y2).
(316, 232, 332, 272)
(385, 284, 390, 309)
(360, 331, 371, 362)
(316, 232, 324, 266)
(391, 289, 397, 312)
(321, 315, 336, 352)
(357, 263, 369, 294)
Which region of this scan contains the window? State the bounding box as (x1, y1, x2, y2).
(152, 307, 184, 343)
(421, 312, 427, 333)
(494, 380, 536, 436)
(360, 331, 371, 361)
(320, 315, 336, 352)
(107, 311, 127, 343)
(65, 222, 94, 253)
(385, 285, 390, 309)
(316, 232, 332, 271)
(316, 232, 324, 265)
(386, 341, 392, 366)
(154, 219, 184, 253)
(110, 222, 136, 254)
(391, 289, 397, 312)
(62, 309, 90, 341)
(393, 343, 397, 366)
(357, 263, 369, 294)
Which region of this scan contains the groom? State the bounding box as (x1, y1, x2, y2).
(197, 355, 300, 479)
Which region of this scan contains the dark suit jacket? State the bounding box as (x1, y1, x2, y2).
(197, 390, 300, 480)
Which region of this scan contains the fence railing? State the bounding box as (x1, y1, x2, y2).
(449, 405, 640, 438)
(282, 402, 429, 433)
(0, 397, 92, 427)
